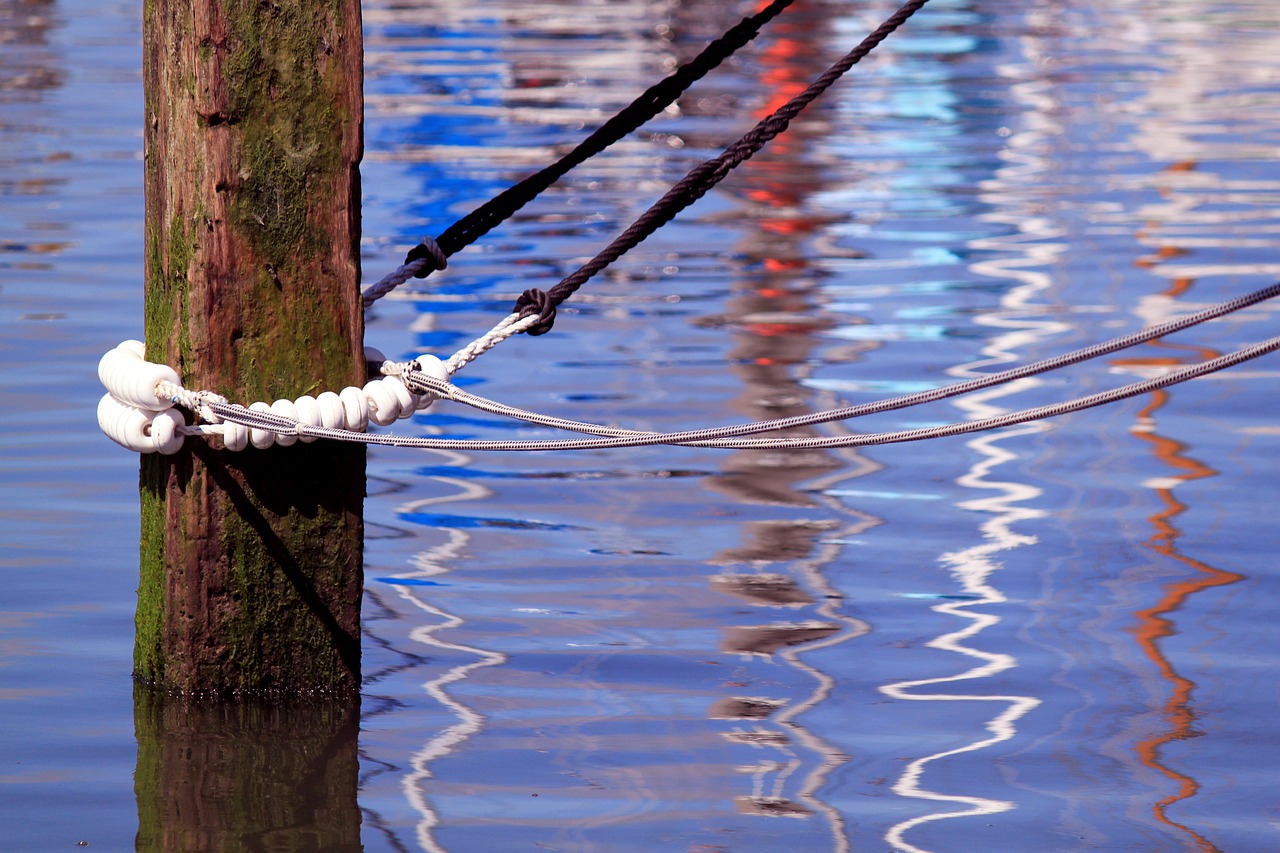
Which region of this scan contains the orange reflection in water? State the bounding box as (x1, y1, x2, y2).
(1117, 340, 1240, 853)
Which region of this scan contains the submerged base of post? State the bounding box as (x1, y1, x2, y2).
(137, 441, 364, 697)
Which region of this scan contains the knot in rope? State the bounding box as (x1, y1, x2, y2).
(403, 235, 449, 279)
(514, 288, 557, 336)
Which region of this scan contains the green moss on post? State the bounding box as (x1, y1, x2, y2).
(140, 0, 365, 696)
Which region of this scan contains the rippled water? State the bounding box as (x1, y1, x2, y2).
(4, 0, 1280, 850)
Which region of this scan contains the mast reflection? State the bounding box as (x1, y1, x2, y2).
(1112, 278, 1237, 852)
(1127, 384, 1236, 853)
(1112, 9, 1280, 837)
(697, 2, 876, 843)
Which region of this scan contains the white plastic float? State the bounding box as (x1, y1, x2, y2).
(96, 340, 449, 454)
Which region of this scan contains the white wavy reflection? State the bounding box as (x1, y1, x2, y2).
(881, 425, 1046, 852)
(881, 21, 1068, 845)
(385, 455, 506, 853)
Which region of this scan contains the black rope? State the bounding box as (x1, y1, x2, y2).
(514, 0, 931, 335)
(401, 0, 798, 278)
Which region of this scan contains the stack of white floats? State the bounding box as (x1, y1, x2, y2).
(96, 340, 448, 454)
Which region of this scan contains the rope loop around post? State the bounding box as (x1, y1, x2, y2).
(514, 288, 557, 336)
(403, 235, 449, 279)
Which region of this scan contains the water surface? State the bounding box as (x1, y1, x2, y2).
(3, 0, 1279, 850)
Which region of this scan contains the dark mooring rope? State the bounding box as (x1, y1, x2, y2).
(363, 0, 798, 308)
(511, 0, 932, 335)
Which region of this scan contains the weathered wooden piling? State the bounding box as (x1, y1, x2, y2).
(138, 0, 365, 695)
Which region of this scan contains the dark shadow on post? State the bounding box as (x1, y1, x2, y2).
(195, 440, 364, 686)
(136, 439, 364, 697)
(134, 686, 363, 852)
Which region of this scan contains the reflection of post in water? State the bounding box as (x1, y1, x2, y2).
(0, 0, 61, 90)
(134, 689, 363, 852)
(1113, 328, 1238, 853)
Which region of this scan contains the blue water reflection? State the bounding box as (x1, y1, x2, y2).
(358, 2, 1280, 851)
(4, 0, 1280, 850)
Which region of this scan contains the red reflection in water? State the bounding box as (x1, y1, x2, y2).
(700, 6, 876, 842)
(1116, 335, 1239, 852)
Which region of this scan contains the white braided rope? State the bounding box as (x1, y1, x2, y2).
(155, 382, 227, 423)
(443, 313, 541, 375)
(201, 335, 1280, 451)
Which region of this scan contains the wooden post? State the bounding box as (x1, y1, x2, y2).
(138, 0, 365, 695)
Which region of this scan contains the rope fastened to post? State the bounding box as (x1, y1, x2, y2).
(96, 342, 450, 453)
(100, 0, 1278, 459)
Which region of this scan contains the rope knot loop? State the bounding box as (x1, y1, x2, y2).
(404, 236, 449, 279)
(514, 288, 557, 336)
